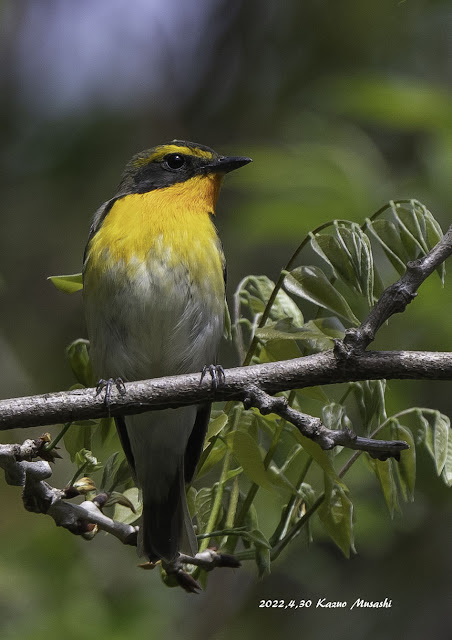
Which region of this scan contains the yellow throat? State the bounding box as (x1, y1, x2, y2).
(85, 173, 225, 292)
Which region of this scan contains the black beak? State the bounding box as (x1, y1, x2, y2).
(203, 155, 252, 174)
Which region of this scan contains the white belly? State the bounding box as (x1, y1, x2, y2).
(84, 255, 224, 382)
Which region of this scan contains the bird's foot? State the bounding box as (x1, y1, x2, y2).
(160, 548, 241, 593)
(95, 377, 126, 406)
(161, 559, 202, 593)
(200, 364, 225, 391)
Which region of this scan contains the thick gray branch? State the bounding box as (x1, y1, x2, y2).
(0, 350, 451, 431)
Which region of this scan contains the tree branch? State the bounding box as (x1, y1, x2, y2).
(0, 350, 451, 431)
(242, 384, 408, 460)
(0, 439, 138, 545)
(339, 223, 452, 353)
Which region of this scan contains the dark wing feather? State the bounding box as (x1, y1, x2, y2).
(184, 403, 211, 483)
(114, 415, 136, 479)
(83, 197, 120, 266)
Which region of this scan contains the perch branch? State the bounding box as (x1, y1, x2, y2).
(0, 350, 451, 431)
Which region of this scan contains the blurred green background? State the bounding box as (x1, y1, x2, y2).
(1, 1, 452, 638)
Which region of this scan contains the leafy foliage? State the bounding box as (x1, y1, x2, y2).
(49, 200, 452, 587)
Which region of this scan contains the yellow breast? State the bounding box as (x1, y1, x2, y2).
(84, 174, 225, 296)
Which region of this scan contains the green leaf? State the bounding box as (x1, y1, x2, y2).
(441, 434, 452, 487)
(64, 421, 94, 462)
(321, 403, 352, 432)
(390, 202, 426, 260)
(318, 476, 355, 557)
(197, 439, 228, 478)
(194, 486, 217, 535)
(75, 449, 102, 475)
(66, 339, 95, 387)
(113, 488, 142, 525)
(397, 203, 429, 253)
(48, 273, 83, 293)
(223, 302, 232, 340)
(186, 486, 197, 518)
(352, 380, 387, 432)
(255, 318, 339, 353)
(91, 417, 118, 452)
(370, 457, 400, 517)
(284, 265, 359, 325)
(104, 491, 136, 512)
(237, 275, 304, 325)
(74, 449, 102, 475)
(295, 386, 329, 404)
(100, 452, 119, 491)
(310, 232, 358, 290)
(250, 529, 272, 578)
(205, 411, 229, 443)
(224, 467, 243, 482)
(279, 444, 305, 479)
(225, 430, 273, 491)
(416, 410, 451, 475)
(366, 218, 408, 276)
(242, 528, 272, 548)
(254, 319, 303, 342)
(311, 223, 374, 305)
(109, 457, 133, 492)
(289, 428, 346, 489)
(415, 410, 434, 456)
(258, 338, 302, 362)
(433, 412, 449, 475)
(267, 463, 298, 495)
(392, 423, 416, 501)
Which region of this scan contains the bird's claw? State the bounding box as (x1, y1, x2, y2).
(200, 364, 225, 391)
(161, 559, 202, 593)
(95, 377, 126, 406)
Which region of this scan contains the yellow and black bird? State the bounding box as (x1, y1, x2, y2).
(83, 140, 251, 563)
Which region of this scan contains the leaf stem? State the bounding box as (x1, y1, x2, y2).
(44, 422, 72, 452)
(198, 410, 241, 552)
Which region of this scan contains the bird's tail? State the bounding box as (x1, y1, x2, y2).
(139, 460, 197, 562)
(123, 408, 198, 562)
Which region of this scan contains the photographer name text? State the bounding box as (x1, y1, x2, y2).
(258, 598, 392, 610)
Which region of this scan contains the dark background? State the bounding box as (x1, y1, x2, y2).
(1, 2, 452, 638)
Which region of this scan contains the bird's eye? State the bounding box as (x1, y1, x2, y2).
(164, 153, 186, 170)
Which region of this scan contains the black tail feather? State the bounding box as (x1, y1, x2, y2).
(141, 466, 183, 562)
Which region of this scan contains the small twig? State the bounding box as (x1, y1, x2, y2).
(0, 441, 138, 545)
(242, 385, 407, 461)
(0, 439, 242, 589)
(44, 421, 72, 452)
(158, 549, 241, 593)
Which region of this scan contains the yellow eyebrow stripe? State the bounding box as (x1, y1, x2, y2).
(133, 145, 213, 167)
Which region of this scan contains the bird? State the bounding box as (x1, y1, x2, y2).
(82, 140, 251, 564)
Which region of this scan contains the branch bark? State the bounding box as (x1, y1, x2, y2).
(0, 350, 451, 431)
(0, 439, 138, 544)
(339, 223, 452, 353)
(0, 438, 241, 591)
